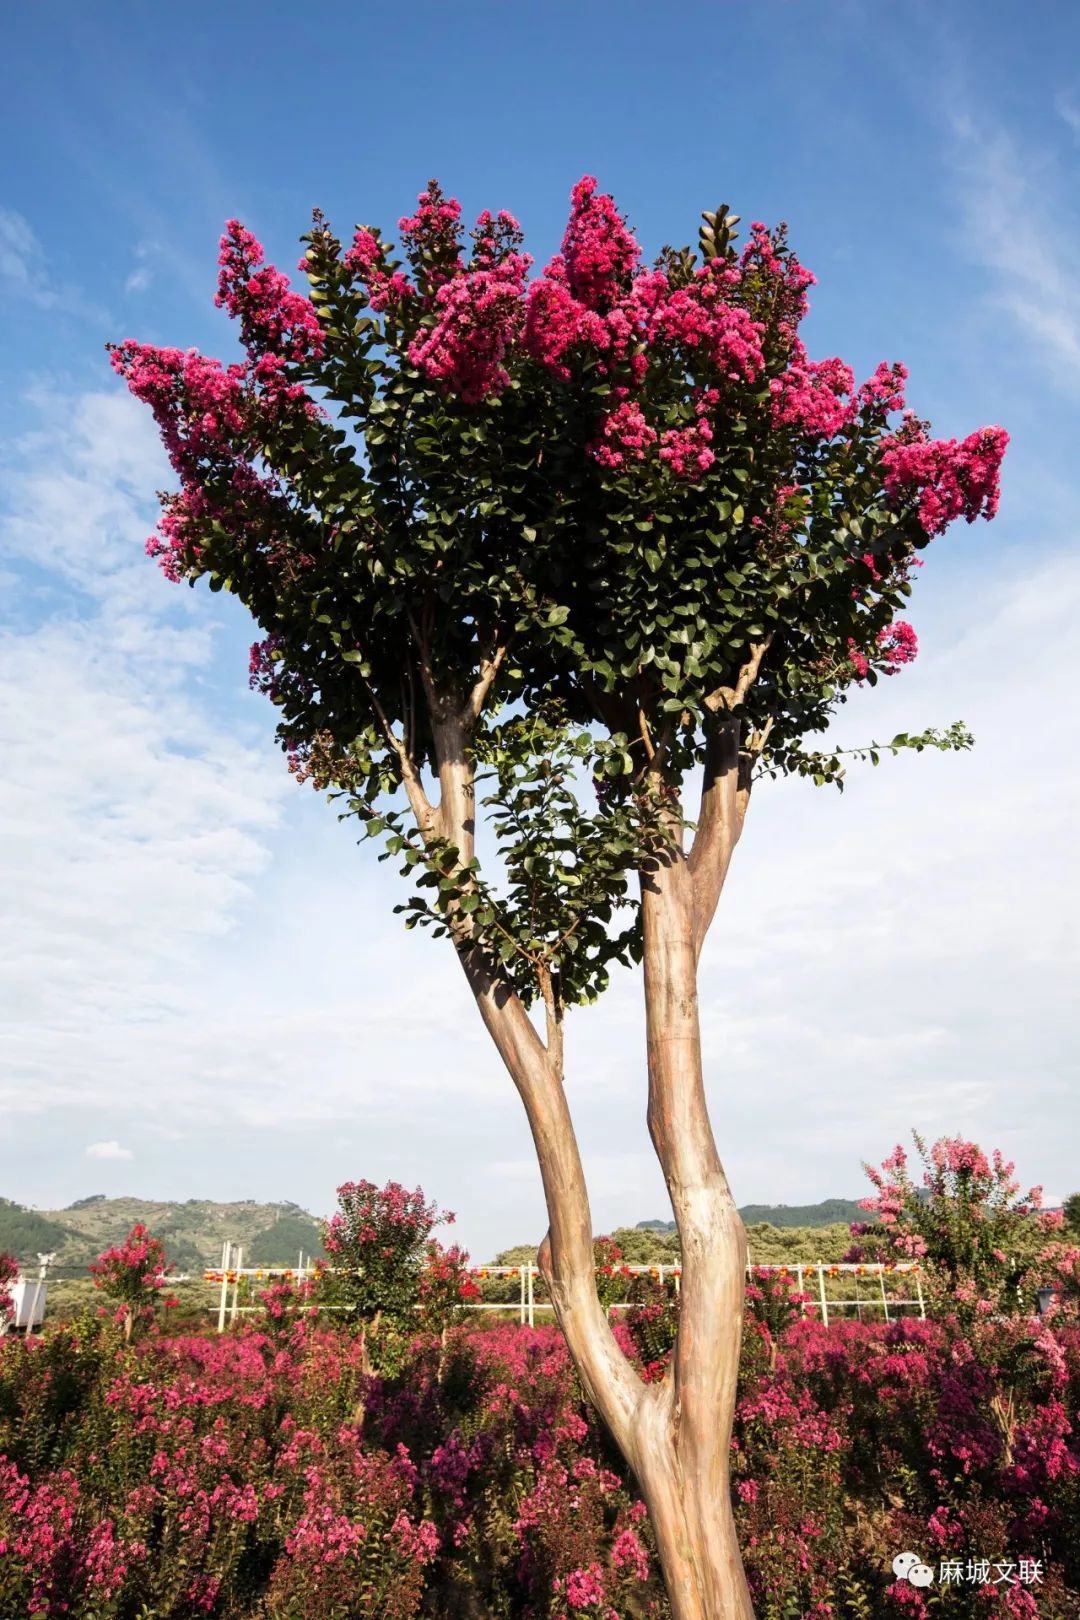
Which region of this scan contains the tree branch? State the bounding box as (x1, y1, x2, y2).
(462, 638, 508, 725)
(690, 640, 774, 954)
(407, 606, 439, 717)
(687, 720, 741, 955)
(537, 964, 564, 1079)
(703, 636, 772, 715)
(360, 673, 435, 834)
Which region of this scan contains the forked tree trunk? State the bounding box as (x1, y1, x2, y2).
(459, 842, 755, 1620)
(633, 845, 754, 1620)
(424, 692, 756, 1617)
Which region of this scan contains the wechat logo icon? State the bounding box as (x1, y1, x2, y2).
(893, 1552, 935, 1588)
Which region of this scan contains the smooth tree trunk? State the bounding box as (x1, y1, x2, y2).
(634, 845, 754, 1620)
(458, 842, 754, 1620)
(408, 683, 759, 1619)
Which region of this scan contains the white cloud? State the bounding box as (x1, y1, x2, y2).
(1056, 91, 1080, 140)
(0, 207, 108, 322)
(86, 1140, 134, 1161)
(950, 112, 1080, 383)
(123, 240, 162, 296)
(1, 388, 290, 1124)
(0, 207, 41, 289)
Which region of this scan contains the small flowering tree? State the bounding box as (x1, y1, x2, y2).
(0, 1253, 17, 1333)
(593, 1235, 634, 1313)
(88, 1222, 173, 1343)
(112, 177, 1006, 1620)
(743, 1267, 812, 1356)
(849, 1133, 1062, 1320)
(316, 1179, 470, 1365)
(416, 1239, 481, 1335)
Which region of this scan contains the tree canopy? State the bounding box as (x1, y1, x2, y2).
(111, 177, 1006, 1014)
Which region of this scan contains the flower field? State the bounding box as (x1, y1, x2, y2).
(1, 1300, 1078, 1618)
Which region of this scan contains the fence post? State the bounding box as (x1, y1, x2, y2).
(878, 1264, 891, 1323)
(217, 1241, 230, 1334)
(796, 1264, 805, 1318)
(519, 1265, 525, 1326)
(230, 1246, 243, 1326)
(915, 1267, 926, 1321)
(817, 1261, 829, 1328)
(527, 1264, 534, 1328)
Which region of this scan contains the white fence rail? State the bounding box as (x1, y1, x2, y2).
(201, 1243, 925, 1332)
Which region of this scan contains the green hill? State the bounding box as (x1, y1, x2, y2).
(494, 1220, 854, 1268)
(0, 1198, 76, 1264)
(0, 1197, 326, 1273)
(638, 1197, 864, 1232)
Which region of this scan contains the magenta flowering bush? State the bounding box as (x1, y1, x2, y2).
(0, 1254, 17, 1326)
(0, 1307, 1078, 1617)
(88, 1224, 174, 1343)
(1023, 1243, 1080, 1320)
(744, 1266, 814, 1364)
(591, 1235, 633, 1313)
(315, 1180, 476, 1370)
(848, 1135, 1063, 1322)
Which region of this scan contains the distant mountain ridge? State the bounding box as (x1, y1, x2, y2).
(0, 1196, 326, 1271)
(1, 1193, 866, 1273)
(639, 1197, 865, 1232)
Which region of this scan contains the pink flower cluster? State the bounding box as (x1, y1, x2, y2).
(658, 413, 715, 479)
(342, 227, 414, 313)
(0, 1460, 143, 1612)
(89, 1223, 173, 1338)
(881, 423, 1009, 535)
(848, 618, 919, 679)
(408, 248, 531, 403)
(111, 214, 333, 587)
(0, 1253, 16, 1322)
(216, 219, 325, 363)
(109, 343, 250, 479)
(398, 180, 465, 291)
(651, 264, 765, 379)
(558, 175, 640, 309)
(248, 634, 283, 697)
(589, 400, 656, 469)
(771, 344, 855, 438)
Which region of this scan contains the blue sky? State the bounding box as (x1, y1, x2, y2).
(2, 1, 1078, 1263)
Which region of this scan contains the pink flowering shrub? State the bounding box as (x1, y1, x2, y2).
(848, 1134, 1062, 1322)
(315, 1180, 475, 1369)
(744, 1266, 815, 1360)
(591, 1236, 633, 1312)
(88, 1224, 174, 1344)
(415, 1240, 481, 1334)
(0, 1304, 1078, 1616)
(0, 1254, 16, 1326)
(1022, 1243, 1080, 1320)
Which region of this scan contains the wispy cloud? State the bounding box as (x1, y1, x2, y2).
(86, 1140, 133, 1161)
(950, 112, 1080, 385)
(1, 387, 290, 1128)
(124, 239, 163, 296)
(0, 206, 109, 323)
(1056, 90, 1080, 141)
(0, 208, 42, 290)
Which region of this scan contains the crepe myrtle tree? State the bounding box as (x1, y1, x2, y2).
(111, 177, 1006, 1620)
